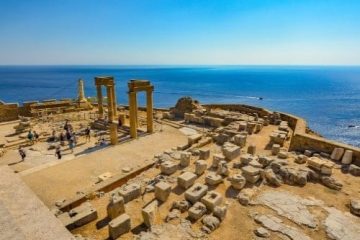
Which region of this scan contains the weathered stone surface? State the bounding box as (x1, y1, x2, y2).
(321, 176, 343, 191)
(213, 205, 227, 221)
(277, 151, 288, 159)
(142, 200, 158, 228)
(165, 209, 181, 222)
(185, 183, 208, 204)
(201, 215, 220, 233)
(178, 171, 197, 189)
(349, 164, 360, 176)
(212, 153, 225, 168)
(237, 188, 257, 206)
(214, 133, 230, 145)
(254, 227, 270, 238)
(201, 191, 223, 211)
(222, 142, 240, 160)
(117, 183, 141, 203)
(350, 199, 360, 217)
(256, 191, 323, 228)
(242, 165, 261, 176)
(108, 213, 131, 239)
(253, 214, 311, 240)
(261, 169, 282, 187)
(324, 207, 360, 240)
(199, 149, 210, 160)
(272, 144, 281, 156)
(188, 202, 207, 221)
(258, 156, 274, 167)
(180, 151, 191, 167)
(240, 153, 258, 165)
(107, 195, 125, 220)
(233, 134, 247, 147)
(331, 147, 345, 161)
(195, 160, 207, 175)
(341, 150, 353, 164)
(160, 161, 178, 175)
(68, 202, 98, 229)
(216, 160, 229, 176)
(171, 200, 190, 213)
(295, 154, 308, 164)
(229, 174, 246, 190)
(205, 172, 223, 186)
(155, 182, 172, 202)
(247, 144, 256, 155)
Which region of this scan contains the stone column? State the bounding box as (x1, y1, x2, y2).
(78, 79, 86, 102)
(107, 86, 114, 122)
(111, 85, 117, 118)
(146, 88, 154, 133)
(109, 122, 118, 145)
(129, 91, 137, 138)
(96, 85, 104, 118)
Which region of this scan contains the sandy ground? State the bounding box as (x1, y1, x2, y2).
(21, 124, 187, 207)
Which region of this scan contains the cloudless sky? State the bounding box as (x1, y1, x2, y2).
(0, 0, 360, 65)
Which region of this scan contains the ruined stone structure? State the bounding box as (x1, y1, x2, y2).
(128, 80, 154, 138)
(77, 79, 92, 109)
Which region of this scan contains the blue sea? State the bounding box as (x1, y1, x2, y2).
(1, 65, 360, 147)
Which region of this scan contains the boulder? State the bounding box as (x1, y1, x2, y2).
(321, 176, 343, 191)
(349, 164, 360, 176)
(350, 199, 360, 217)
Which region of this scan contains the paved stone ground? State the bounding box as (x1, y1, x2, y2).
(22, 125, 188, 207)
(0, 165, 74, 240)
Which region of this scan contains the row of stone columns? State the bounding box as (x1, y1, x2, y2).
(95, 77, 117, 122)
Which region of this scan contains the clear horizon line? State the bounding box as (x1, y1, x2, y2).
(0, 64, 360, 67)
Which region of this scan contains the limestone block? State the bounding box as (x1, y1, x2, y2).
(350, 199, 360, 216)
(118, 183, 141, 203)
(201, 215, 220, 233)
(321, 176, 343, 191)
(177, 171, 197, 189)
(307, 157, 323, 171)
(349, 164, 360, 176)
(247, 122, 256, 134)
(213, 205, 227, 221)
(242, 166, 261, 183)
(238, 121, 247, 131)
(228, 174, 246, 190)
(205, 172, 223, 186)
(188, 133, 202, 145)
(321, 162, 334, 175)
(254, 123, 262, 133)
(222, 142, 240, 160)
(272, 144, 281, 155)
(180, 151, 191, 167)
(277, 151, 288, 159)
(330, 147, 344, 161)
(247, 144, 256, 155)
(258, 156, 274, 167)
(185, 183, 208, 204)
(195, 160, 207, 175)
(240, 153, 257, 165)
(107, 195, 125, 220)
(341, 150, 353, 164)
(304, 150, 314, 157)
(171, 200, 190, 213)
(155, 182, 171, 202)
(214, 133, 230, 145)
(249, 159, 263, 168)
(233, 134, 247, 147)
(108, 214, 131, 239)
(160, 161, 178, 175)
(201, 191, 223, 211)
(188, 202, 207, 221)
(295, 154, 308, 164)
(212, 153, 225, 168)
(142, 200, 158, 228)
(68, 202, 98, 229)
(216, 160, 229, 176)
(199, 149, 210, 160)
(261, 169, 282, 187)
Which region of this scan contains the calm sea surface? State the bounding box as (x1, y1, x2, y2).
(0, 65, 360, 147)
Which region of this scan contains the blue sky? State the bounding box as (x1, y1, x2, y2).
(0, 0, 359, 65)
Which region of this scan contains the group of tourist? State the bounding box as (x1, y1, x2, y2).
(27, 130, 39, 144)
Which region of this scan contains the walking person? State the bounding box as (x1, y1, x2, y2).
(55, 145, 62, 160)
(27, 130, 34, 145)
(85, 126, 91, 142)
(68, 135, 75, 153)
(59, 132, 65, 146)
(33, 131, 39, 142)
(18, 146, 26, 161)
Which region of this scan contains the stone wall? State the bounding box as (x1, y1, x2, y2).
(0, 103, 19, 122)
(203, 103, 360, 167)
